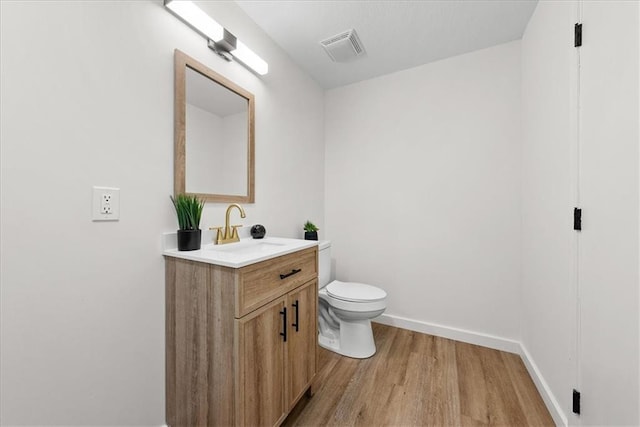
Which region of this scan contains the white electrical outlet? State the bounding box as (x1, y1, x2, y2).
(101, 193, 112, 214)
(93, 186, 120, 221)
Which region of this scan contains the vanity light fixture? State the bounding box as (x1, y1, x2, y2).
(165, 0, 269, 75)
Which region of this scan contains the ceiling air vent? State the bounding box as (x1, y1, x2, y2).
(320, 29, 365, 63)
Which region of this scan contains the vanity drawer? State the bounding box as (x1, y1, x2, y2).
(236, 247, 317, 318)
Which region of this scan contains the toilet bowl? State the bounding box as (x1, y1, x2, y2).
(317, 241, 387, 358)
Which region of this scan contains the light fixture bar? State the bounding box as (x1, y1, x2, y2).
(165, 0, 224, 42)
(231, 41, 269, 76)
(165, 0, 269, 76)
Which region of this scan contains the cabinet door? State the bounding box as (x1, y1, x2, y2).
(287, 279, 318, 406)
(237, 296, 286, 427)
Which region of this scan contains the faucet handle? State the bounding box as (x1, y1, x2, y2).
(230, 224, 243, 239)
(209, 226, 223, 244)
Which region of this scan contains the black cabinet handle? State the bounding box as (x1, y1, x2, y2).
(292, 300, 299, 332)
(280, 307, 287, 342)
(280, 269, 301, 280)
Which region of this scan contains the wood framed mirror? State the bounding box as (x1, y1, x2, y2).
(174, 49, 255, 203)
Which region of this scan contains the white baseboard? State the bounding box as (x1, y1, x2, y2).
(519, 344, 567, 427)
(373, 313, 521, 354)
(373, 313, 567, 427)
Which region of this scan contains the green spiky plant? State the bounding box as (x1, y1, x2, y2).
(170, 194, 204, 230)
(304, 220, 319, 232)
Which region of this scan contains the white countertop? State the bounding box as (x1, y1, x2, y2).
(163, 236, 318, 268)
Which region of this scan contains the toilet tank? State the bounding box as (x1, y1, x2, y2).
(318, 240, 331, 288)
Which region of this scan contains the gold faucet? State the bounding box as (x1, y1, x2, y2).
(210, 203, 246, 245)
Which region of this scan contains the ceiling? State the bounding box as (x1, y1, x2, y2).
(236, 0, 538, 89)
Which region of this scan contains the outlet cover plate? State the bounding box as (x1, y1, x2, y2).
(92, 186, 120, 221)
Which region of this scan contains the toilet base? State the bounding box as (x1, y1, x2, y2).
(318, 318, 376, 359)
(318, 333, 340, 353)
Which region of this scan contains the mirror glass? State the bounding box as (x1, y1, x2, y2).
(174, 50, 255, 203)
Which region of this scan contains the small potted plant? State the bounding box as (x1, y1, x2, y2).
(303, 220, 319, 241)
(170, 194, 204, 251)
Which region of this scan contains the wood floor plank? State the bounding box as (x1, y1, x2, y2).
(284, 323, 553, 426)
(461, 414, 489, 426)
(501, 352, 555, 426)
(328, 324, 400, 425)
(365, 330, 423, 425)
(422, 337, 460, 426)
(378, 346, 426, 426)
(456, 341, 490, 424)
(291, 354, 359, 426)
(475, 345, 529, 425)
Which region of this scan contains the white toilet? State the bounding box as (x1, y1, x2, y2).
(317, 241, 387, 359)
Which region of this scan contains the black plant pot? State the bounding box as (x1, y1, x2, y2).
(177, 229, 201, 251)
(304, 231, 318, 241)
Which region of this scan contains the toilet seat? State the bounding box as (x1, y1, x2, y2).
(319, 287, 387, 312)
(326, 280, 387, 302)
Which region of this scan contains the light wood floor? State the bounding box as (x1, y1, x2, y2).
(283, 323, 554, 426)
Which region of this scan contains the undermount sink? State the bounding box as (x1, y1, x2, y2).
(163, 236, 318, 268)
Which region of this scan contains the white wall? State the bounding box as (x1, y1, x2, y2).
(520, 1, 576, 423)
(324, 41, 522, 342)
(521, 1, 640, 425)
(0, 1, 324, 425)
(578, 1, 639, 424)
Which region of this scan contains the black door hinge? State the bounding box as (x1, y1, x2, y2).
(574, 208, 582, 231)
(573, 389, 581, 415)
(575, 23, 583, 47)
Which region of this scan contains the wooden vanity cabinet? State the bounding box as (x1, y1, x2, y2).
(165, 246, 318, 427)
(238, 279, 317, 426)
(286, 281, 317, 405)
